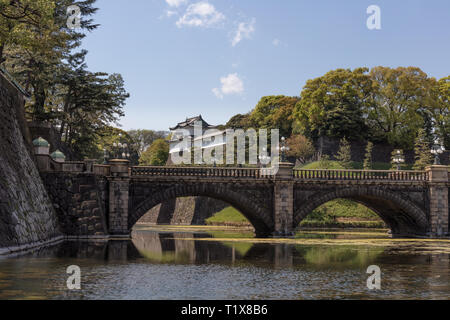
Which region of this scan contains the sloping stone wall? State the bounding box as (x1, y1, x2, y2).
(0, 72, 61, 248)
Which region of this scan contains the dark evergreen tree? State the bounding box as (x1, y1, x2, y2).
(363, 141, 374, 170)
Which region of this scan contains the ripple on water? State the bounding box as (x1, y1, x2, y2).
(0, 227, 449, 299)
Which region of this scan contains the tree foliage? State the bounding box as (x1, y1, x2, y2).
(139, 139, 169, 166)
(128, 129, 168, 156)
(225, 113, 253, 129)
(293, 67, 448, 151)
(413, 128, 433, 170)
(363, 141, 373, 170)
(0, 0, 55, 63)
(366, 67, 436, 149)
(1, 0, 129, 159)
(431, 76, 450, 149)
(249, 95, 298, 138)
(335, 138, 352, 169)
(294, 68, 371, 141)
(286, 134, 315, 163)
(53, 52, 129, 158)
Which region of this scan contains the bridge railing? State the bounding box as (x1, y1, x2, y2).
(131, 166, 272, 178)
(293, 169, 429, 182)
(93, 164, 111, 176)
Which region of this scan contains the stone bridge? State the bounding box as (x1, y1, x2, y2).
(35, 154, 450, 239)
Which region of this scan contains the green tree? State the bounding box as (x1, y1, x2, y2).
(0, 0, 55, 63)
(128, 129, 168, 156)
(294, 66, 440, 150)
(363, 141, 374, 170)
(55, 52, 129, 159)
(335, 138, 352, 169)
(431, 76, 450, 149)
(366, 66, 435, 149)
(286, 134, 316, 163)
(249, 95, 299, 138)
(3, 0, 99, 120)
(225, 113, 253, 129)
(139, 139, 169, 166)
(413, 128, 433, 170)
(294, 68, 371, 141)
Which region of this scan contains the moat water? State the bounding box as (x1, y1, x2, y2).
(0, 225, 449, 300)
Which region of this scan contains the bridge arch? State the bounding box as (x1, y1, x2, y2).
(294, 187, 429, 237)
(129, 183, 274, 236)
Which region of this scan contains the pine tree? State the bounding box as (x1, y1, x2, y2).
(413, 128, 433, 170)
(336, 138, 352, 169)
(363, 141, 374, 170)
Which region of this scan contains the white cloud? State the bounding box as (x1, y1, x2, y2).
(212, 73, 244, 99)
(212, 88, 223, 99)
(272, 38, 280, 46)
(166, 10, 178, 17)
(166, 0, 187, 7)
(176, 2, 225, 28)
(231, 18, 255, 47)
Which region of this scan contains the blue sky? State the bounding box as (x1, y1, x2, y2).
(81, 0, 450, 131)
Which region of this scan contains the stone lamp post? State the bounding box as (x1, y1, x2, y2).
(50, 150, 66, 163)
(278, 137, 290, 163)
(32, 137, 50, 155)
(105, 133, 131, 163)
(33, 137, 52, 171)
(392, 149, 405, 171)
(431, 139, 445, 165)
(259, 147, 270, 168)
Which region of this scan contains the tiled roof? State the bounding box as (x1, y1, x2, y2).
(169, 115, 215, 130)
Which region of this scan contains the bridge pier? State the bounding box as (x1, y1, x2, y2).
(273, 162, 295, 237)
(426, 165, 449, 237)
(108, 159, 131, 237)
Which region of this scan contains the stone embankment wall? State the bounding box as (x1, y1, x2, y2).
(0, 71, 61, 249)
(41, 173, 108, 237)
(138, 197, 228, 225)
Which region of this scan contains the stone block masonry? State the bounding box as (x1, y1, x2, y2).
(41, 173, 108, 237)
(426, 166, 449, 237)
(0, 71, 61, 249)
(273, 183, 294, 236)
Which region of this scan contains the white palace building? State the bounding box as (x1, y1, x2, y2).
(168, 115, 227, 163)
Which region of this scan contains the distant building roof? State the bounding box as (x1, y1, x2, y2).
(169, 115, 216, 131)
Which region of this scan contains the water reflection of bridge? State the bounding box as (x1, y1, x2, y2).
(131, 231, 295, 268)
(26, 231, 450, 283)
(3, 233, 449, 299)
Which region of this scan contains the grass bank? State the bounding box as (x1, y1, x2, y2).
(206, 201, 385, 230)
